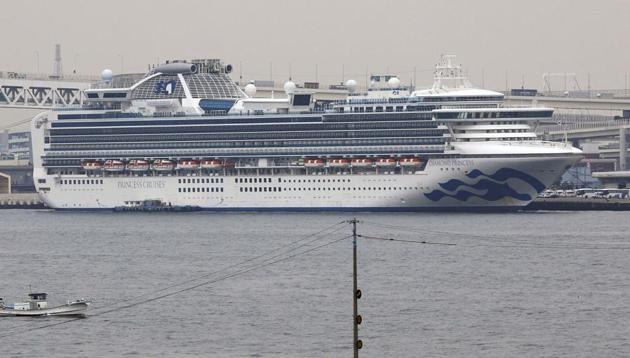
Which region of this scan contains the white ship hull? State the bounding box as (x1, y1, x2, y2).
(34, 155, 580, 211)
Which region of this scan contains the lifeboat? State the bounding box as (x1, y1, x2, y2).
(177, 160, 200, 170)
(81, 161, 103, 171)
(127, 159, 150, 172)
(351, 158, 373, 167)
(151, 159, 175, 171)
(304, 158, 325, 168)
(375, 158, 397, 167)
(200, 159, 223, 169)
(103, 160, 125, 172)
(328, 158, 350, 168)
(399, 157, 423, 167)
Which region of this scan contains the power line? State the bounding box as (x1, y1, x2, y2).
(0, 115, 37, 131)
(90, 221, 347, 313)
(357, 234, 456, 246)
(0, 228, 351, 338)
(361, 220, 630, 250)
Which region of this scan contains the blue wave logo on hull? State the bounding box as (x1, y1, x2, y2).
(424, 167, 546, 202)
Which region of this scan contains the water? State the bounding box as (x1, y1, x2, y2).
(0, 210, 629, 357)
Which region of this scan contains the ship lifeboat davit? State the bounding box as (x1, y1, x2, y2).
(127, 159, 150, 172)
(375, 158, 397, 167)
(151, 159, 175, 171)
(351, 158, 373, 167)
(103, 160, 125, 172)
(399, 157, 422, 167)
(328, 158, 350, 168)
(200, 159, 223, 169)
(81, 161, 103, 171)
(304, 158, 325, 168)
(177, 160, 200, 170)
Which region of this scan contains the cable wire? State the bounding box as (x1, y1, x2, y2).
(0, 230, 351, 338)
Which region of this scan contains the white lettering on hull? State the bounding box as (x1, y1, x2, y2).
(428, 159, 475, 167)
(116, 180, 166, 190)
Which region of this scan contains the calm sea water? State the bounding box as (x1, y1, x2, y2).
(0, 210, 629, 357)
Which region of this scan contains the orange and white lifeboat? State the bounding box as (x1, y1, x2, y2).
(304, 158, 325, 168)
(375, 158, 397, 167)
(328, 158, 350, 168)
(177, 160, 200, 170)
(127, 159, 150, 172)
(103, 160, 125, 172)
(151, 159, 175, 171)
(200, 159, 223, 169)
(351, 158, 373, 167)
(400, 157, 423, 167)
(81, 161, 103, 171)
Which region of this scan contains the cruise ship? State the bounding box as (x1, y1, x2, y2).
(31, 55, 582, 211)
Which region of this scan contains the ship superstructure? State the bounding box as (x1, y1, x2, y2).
(31, 56, 582, 210)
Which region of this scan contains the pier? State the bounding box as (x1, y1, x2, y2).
(524, 197, 630, 211)
(0, 193, 45, 209)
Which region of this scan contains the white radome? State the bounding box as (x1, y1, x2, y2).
(345, 79, 357, 93)
(101, 69, 113, 81)
(283, 80, 296, 95)
(244, 83, 257, 97)
(388, 77, 401, 88)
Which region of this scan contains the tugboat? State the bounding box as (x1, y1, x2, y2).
(0, 293, 89, 317)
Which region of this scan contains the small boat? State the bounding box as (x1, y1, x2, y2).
(399, 157, 423, 167)
(304, 158, 325, 168)
(200, 159, 223, 169)
(81, 161, 103, 171)
(151, 159, 175, 171)
(0, 293, 89, 317)
(376, 158, 397, 167)
(351, 158, 373, 167)
(177, 160, 200, 170)
(127, 159, 150, 172)
(114, 199, 201, 212)
(328, 158, 350, 168)
(103, 160, 125, 172)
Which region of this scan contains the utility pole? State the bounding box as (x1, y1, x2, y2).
(350, 218, 363, 357)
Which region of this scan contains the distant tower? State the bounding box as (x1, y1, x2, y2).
(52, 44, 63, 78)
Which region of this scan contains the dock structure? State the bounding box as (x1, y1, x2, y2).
(0, 193, 45, 208)
(525, 197, 630, 211)
(0, 159, 34, 192)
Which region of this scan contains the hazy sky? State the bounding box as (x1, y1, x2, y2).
(1, 0, 630, 91)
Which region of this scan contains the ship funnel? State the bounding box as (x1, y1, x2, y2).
(154, 63, 197, 75)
